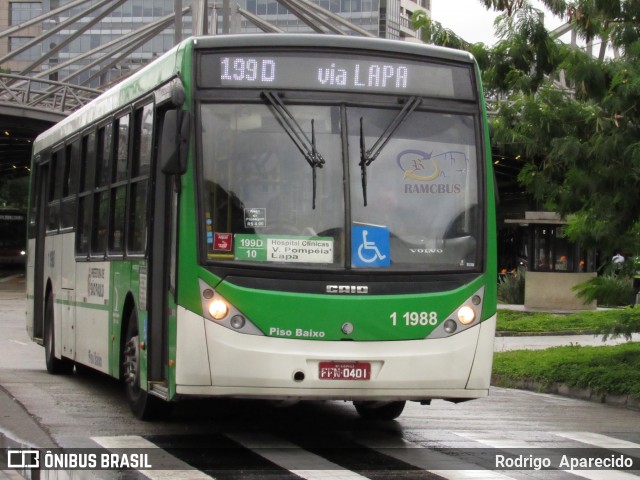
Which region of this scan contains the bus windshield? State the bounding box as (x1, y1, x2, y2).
(200, 101, 480, 272)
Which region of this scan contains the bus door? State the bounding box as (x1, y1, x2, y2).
(145, 105, 179, 390)
(59, 143, 80, 362)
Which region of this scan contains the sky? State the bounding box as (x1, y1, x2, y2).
(430, 0, 566, 46)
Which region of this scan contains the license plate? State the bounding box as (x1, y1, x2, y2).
(319, 361, 371, 380)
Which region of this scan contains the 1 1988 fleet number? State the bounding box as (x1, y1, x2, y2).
(390, 311, 438, 326)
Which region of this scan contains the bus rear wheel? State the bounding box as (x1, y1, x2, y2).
(122, 311, 160, 420)
(44, 295, 74, 375)
(353, 400, 406, 420)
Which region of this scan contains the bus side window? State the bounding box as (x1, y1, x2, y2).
(47, 148, 65, 232)
(133, 104, 152, 177)
(92, 123, 112, 257)
(109, 187, 126, 253)
(114, 114, 130, 182)
(109, 113, 131, 255)
(96, 123, 112, 187)
(128, 103, 153, 254)
(92, 192, 109, 256)
(77, 132, 96, 257)
(61, 140, 80, 230)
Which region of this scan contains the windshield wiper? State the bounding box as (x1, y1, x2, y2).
(359, 96, 422, 206)
(261, 91, 325, 209)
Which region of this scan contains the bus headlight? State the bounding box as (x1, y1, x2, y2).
(208, 299, 229, 320)
(424, 287, 485, 340)
(199, 279, 264, 336)
(457, 305, 476, 325)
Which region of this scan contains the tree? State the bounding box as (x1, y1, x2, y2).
(414, 0, 640, 257)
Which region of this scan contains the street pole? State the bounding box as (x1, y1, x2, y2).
(175, 0, 183, 44)
(223, 0, 230, 34)
(192, 0, 209, 35)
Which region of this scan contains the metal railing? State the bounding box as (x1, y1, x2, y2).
(0, 73, 101, 115)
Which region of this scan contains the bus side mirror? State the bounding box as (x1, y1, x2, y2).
(160, 109, 191, 175)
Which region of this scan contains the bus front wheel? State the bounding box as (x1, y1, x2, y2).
(44, 295, 74, 375)
(353, 400, 406, 420)
(122, 311, 160, 420)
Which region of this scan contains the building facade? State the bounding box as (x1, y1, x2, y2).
(234, 0, 429, 40)
(0, 0, 44, 73)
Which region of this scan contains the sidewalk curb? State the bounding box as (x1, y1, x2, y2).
(496, 330, 599, 337)
(0, 384, 57, 449)
(491, 375, 640, 412)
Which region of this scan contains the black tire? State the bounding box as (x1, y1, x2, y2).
(353, 400, 406, 420)
(44, 294, 74, 375)
(122, 310, 161, 420)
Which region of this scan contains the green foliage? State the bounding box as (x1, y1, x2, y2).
(497, 307, 640, 343)
(496, 308, 624, 333)
(497, 273, 525, 304)
(573, 275, 635, 307)
(418, 0, 640, 257)
(596, 307, 640, 341)
(563, 211, 616, 251)
(411, 11, 472, 50)
(493, 342, 640, 396)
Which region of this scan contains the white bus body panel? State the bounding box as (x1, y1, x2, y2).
(60, 232, 76, 361)
(74, 262, 111, 373)
(176, 306, 496, 400)
(38, 232, 110, 373)
(60, 231, 75, 290)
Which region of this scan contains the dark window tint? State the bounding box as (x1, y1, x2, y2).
(114, 114, 130, 182)
(109, 186, 126, 253)
(92, 191, 109, 255)
(96, 124, 113, 187)
(128, 180, 148, 253)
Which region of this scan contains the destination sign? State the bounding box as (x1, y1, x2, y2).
(199, 52, 474, 99)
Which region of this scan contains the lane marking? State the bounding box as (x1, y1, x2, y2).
(227, 432, 370, 480)
(0, 274, 22, 283)
(554, 432, 640, 454)
(350, 431, 515, 479)
(91, 435, 215, 480)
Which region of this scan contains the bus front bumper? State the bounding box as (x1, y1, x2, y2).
(175, 307, 496, 401)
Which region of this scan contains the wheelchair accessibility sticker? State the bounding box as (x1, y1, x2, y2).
(352, 224, 390, 267)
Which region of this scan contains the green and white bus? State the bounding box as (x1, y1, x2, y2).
(26, 34, 497, 420)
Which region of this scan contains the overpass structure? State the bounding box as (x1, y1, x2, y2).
(0, 73, 99, 179)
(0, 0, 192, 180)
(0, 0, 400, 181)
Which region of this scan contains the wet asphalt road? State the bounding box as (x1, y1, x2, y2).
(1, 273, 639, 480)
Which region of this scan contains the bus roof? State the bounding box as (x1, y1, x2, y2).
(33, 34, 475, 154)
(191, 34, 476, 64)
(32, 41, 187, 154)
